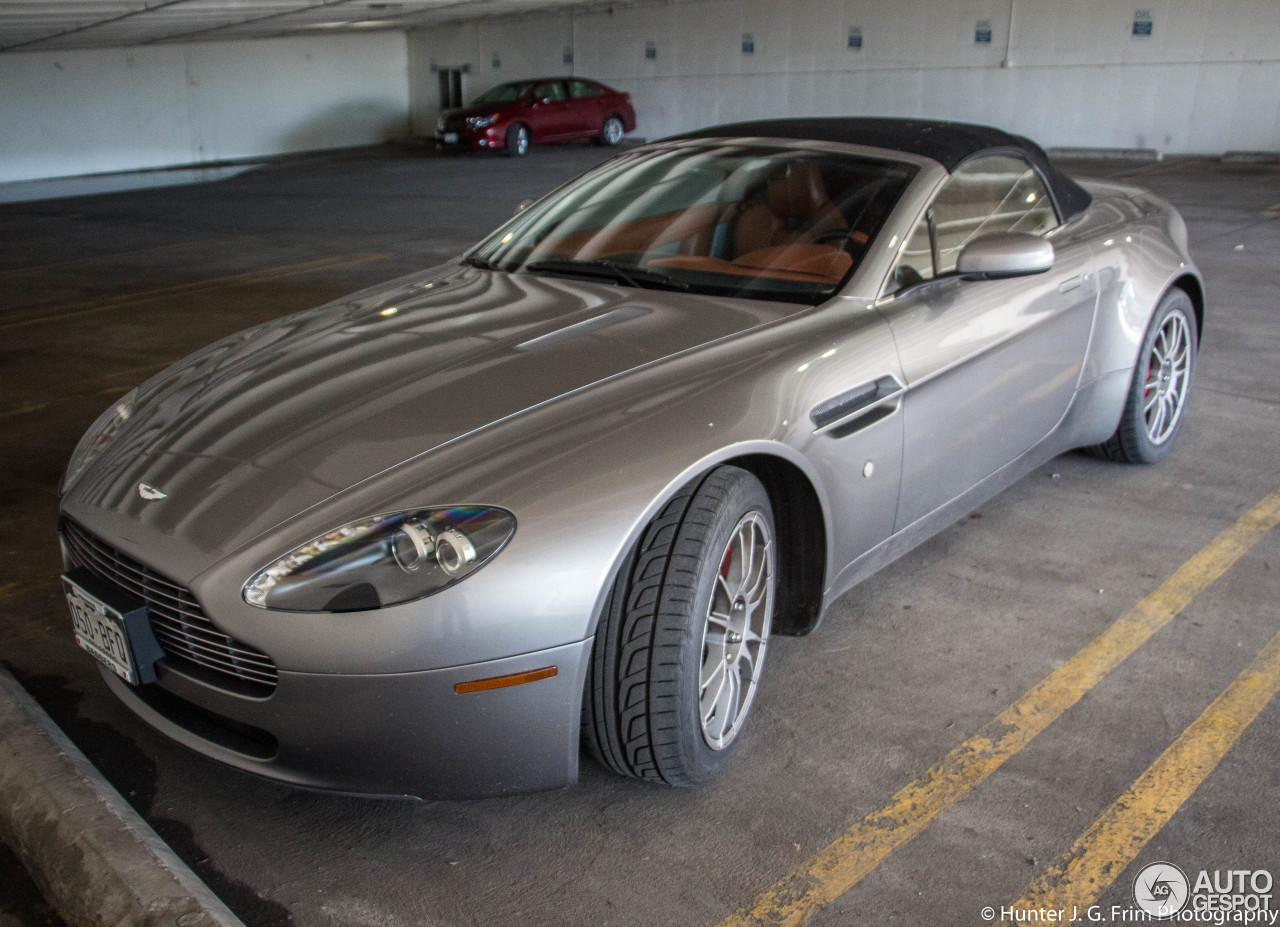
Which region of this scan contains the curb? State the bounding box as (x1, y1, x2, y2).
(1221, 151, 1280, 165)
(0, 667, 245, 927)
(1048, 147, 1161, 161)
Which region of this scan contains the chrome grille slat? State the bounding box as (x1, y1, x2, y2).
(62, 520, 278, 693)
(149, 630, 280, 683)
(147, 617, 278, 666)
(65, 535, 195, 609)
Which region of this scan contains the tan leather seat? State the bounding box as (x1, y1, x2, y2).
(732, 162, 848, 257)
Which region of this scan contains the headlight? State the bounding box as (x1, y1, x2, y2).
(465, 114, 496, 129)
(243, 506, 515, 612)
(61, 388, 138, 494)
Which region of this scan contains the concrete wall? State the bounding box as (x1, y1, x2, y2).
(0, 31, 409, 183)
(406, 0, 1280, 154)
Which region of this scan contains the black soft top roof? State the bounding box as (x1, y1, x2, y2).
(668, 117, 1092, 221)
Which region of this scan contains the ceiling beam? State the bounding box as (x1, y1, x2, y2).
(139, 0, 372, 44)
(0, 0, 202, 53)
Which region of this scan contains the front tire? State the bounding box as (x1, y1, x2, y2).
(505, 123, 530, 157)
(583, 466, 776, 786)
(1091, 288, 1197, 463)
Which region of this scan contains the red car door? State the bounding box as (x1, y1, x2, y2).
(528, 80, 574, 140)
(566, 80, 608, 138)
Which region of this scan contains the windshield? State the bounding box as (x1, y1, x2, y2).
(473, 82, 533, 104)
(466, 144, 915, 304)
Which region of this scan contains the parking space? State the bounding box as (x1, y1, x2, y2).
(1, 148, 1277, 926)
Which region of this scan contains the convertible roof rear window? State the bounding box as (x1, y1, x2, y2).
(467, 144, 916, 305)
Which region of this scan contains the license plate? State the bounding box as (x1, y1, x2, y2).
(443, 132, 458, 144)
(64, 576, 139, 684)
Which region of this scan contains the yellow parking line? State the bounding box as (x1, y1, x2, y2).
(0, 235, 248, 280)
(0, 252, 390, 332)
(717, 487, 1280, 927)
(1012, 626, 1280, 913)
(0, 403, 48, 421)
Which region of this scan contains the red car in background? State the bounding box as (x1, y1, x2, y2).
(435, 77, 637, 157)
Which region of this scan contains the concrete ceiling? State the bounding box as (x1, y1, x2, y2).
(0, 0, 602, 53)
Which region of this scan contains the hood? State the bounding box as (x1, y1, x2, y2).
(443, 102, 516, 120)
(67, 265, 797, 558)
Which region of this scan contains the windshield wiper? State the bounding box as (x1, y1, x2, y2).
(462, 254, 500, 270)
(524, 259, 689, 291)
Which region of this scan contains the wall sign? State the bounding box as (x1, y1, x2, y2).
(848, 26, 863, 50)
(975, 19, 993, 44)
(1132, 10, 1153, 36)
(742, 33, 755, 54)
(645, 40, 657, 59)
(492, 54, 501, 69)
(562, 45, 573, 64)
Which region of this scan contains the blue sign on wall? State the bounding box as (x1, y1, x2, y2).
(742, 33, 755, 54)
(848, 26, 863, 50)
(1133, 10, 1153, 36)
(563, 46, 573, 64)
(645, 40, 657, 60)
(975, 19, 993, 44)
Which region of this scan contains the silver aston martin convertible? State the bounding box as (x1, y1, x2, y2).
(59, 119, 1203, 799)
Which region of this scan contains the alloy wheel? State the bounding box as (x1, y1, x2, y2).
(699, 510, 774, 751)
(1142, 310, 1192, 444)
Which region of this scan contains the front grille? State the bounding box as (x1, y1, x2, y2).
(440, 115, 466, 133)
(62, 520, 278, 695)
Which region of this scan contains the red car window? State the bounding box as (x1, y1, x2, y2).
(533, 81, 567, 102)
(569, 80, 604, 99)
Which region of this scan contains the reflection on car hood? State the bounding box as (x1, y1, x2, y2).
(68, 265, 796, 557)
(442, 104, 509, 120)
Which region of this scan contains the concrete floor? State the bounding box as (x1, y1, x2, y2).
(1, 145, 1277, 927)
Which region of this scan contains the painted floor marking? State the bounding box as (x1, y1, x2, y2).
(0, 235, 248, 280)
(1011, 625, 1280, 913)
(0, 403, 49, 421)
(0, 252, 390, 332)
(717, 487, 1280, 927)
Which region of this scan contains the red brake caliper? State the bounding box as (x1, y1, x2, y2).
(720, 546, 733, 579)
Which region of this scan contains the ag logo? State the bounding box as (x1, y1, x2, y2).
(137, 483, 168, 501)
(1133, 861, 1190, 918)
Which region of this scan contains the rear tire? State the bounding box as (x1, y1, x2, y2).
(1089, 288, 1197, 464)
(505, 123, 530, 157)
(597, 115, 625, 147)
(583, 466, 775, 786)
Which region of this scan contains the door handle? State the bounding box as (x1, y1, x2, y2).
(811, 374, 905, 436)
(1057, 275, 1082, 294)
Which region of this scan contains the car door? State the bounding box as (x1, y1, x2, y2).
(566, 80, 606, 137)
(878, 154, 1098, 530)
(528, 80, 574, 140)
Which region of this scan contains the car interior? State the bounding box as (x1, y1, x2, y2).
(522, 154, 912, 288)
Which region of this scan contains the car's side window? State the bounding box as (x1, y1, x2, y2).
(891, 154, 1058, 289)
(534, 81, 567, 102)
(569, 80, 603, 99)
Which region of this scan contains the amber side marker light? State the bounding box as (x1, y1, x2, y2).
(454, 666, 557, 694)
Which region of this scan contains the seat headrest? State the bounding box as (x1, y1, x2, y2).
(767, 162, 831, 220)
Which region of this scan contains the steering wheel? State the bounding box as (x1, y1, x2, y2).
(811, 227, 865, 256)
(812, 228, 850, 244)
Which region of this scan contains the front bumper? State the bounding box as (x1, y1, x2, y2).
(101, 637, 592, 799)
(435, 126, 505, 151)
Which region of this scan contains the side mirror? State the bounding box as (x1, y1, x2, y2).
(956, 232, 1054, 280)
(515, 198, 535, 215)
